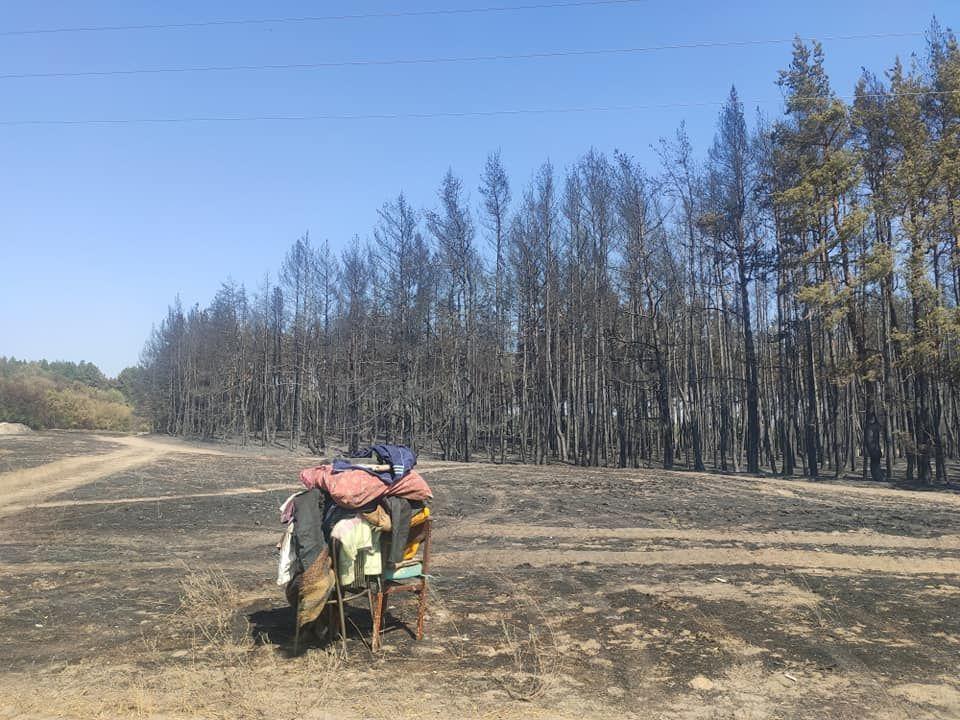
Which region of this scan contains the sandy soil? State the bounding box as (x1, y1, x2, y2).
(0, 432, 958, 719)
(0, 422, 32, 435)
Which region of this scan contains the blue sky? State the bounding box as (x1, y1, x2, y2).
(0, 0, 950, 376)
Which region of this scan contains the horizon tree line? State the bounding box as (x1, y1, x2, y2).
(133, 27, 960, 483)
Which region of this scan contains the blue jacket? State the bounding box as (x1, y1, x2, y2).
(336, 444, 417, 485)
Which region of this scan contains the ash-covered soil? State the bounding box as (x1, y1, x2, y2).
(0, 432, 958, 720)
(0, 431, 124, 472)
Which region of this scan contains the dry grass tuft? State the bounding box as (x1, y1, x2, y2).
(492, 578, 564, 702)
(0, 566, 347, 719)
(176, 565, 255, 660)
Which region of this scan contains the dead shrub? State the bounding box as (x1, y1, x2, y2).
(492, 577, 563, 701)
(176, 565, 254, 659)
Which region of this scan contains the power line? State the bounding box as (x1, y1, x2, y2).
(0, 101, 715, 126)
(0, 90, 955, 127)
(0, 0, 647, 37)
(0, 32, 923, 81)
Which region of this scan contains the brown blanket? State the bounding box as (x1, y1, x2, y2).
(295, 546, 335, 631)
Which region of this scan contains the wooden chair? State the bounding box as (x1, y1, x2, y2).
(369, 515, 432, 651)
(325, 511, 432, 653)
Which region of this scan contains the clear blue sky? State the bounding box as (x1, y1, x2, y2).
(0, 0, 950, 376)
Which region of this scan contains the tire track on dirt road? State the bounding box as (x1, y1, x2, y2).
(27, 484, 295, 509)
(5, 544, 956, 578)
(0, 448, 487, 518)
(15, 459, 490, 512)
(437, 522, 960, 551)
(431, 547, 960, 576)
(0, 435, 231, 518)
(637, 468, 960, 507)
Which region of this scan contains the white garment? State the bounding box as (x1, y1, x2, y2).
(331, 517, 381, 585)
(276, 524, 296, 586)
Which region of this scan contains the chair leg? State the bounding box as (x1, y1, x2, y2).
(366, 587, 376, 648)
(329, 540, 348, 656)
(416, 579, 428, 641)
(336, 601, 348, 654)
(333, 581, 347, 656)
(370, 589, 384, 652)
(326, 602, 336, 644)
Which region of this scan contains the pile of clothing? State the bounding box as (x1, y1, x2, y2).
(276, 444, 432, 625)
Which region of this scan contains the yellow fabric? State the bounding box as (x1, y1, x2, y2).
(402, 507, 430, 560)
(411, 506, 430, 525)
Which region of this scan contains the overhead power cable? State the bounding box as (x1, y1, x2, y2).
(0, 0, 647, 37)
(0, 90, 956, 127)
(0, 32, 923, 81)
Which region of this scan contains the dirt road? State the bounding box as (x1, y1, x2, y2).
(0, 434, 232, 517)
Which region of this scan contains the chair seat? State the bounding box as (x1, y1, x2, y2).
(383, 562, 423, 581)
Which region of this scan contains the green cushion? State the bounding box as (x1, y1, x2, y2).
(383, 562, 423, 581)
